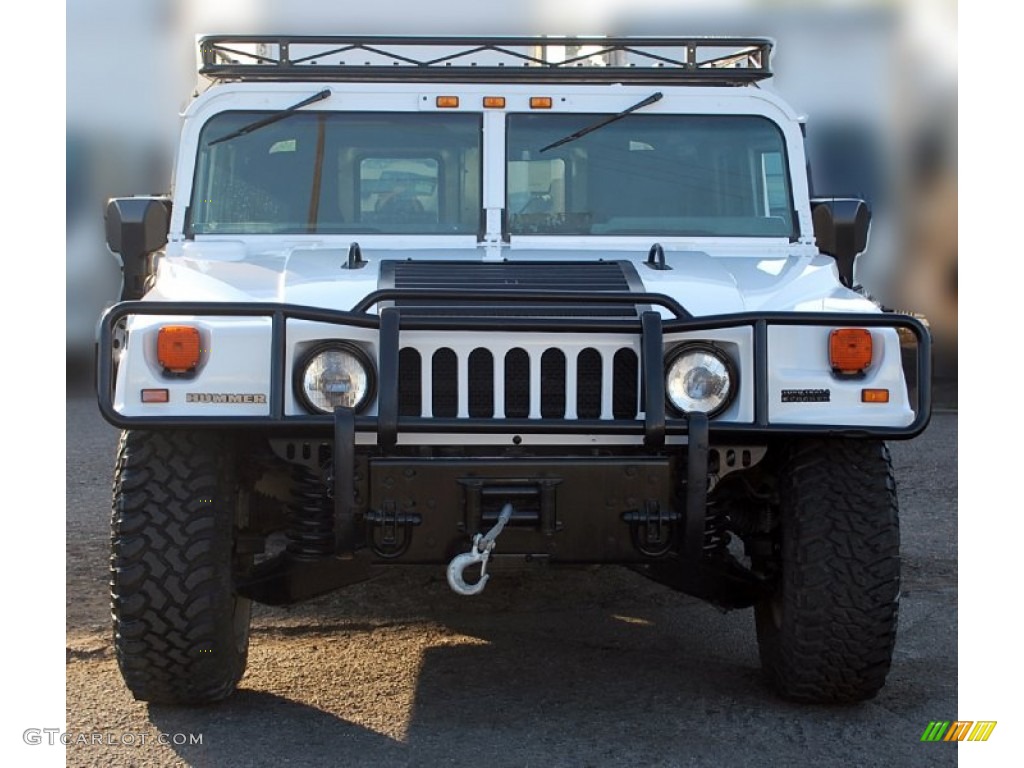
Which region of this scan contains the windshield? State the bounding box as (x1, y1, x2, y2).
(507, 114, 795, 237)
(190, 112, 482, 235)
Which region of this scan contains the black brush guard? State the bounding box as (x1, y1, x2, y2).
(96, 290, 931, 605)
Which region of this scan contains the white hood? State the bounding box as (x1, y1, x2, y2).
(150, 241, 874, 316)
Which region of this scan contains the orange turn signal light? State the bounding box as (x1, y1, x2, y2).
(530, 97, 553, 109)
(829, 328, 872, 375)
(483, 96, 506, 109)
(157, 325, 201, 373)
(436, 96, 459, 108)
(861, 389, 890, 403)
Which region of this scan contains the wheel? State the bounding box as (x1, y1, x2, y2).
(754, 438, 900, 703)
(110, 430, 251, 704)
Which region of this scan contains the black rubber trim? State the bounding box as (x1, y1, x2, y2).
(377, 307, 400, 449)
(641, 311, 665, 447)
(684, 412, 709, 564)
(754, 319, 769, 426)
(333, 407, 357, 556)
(269, 310, 286, 419)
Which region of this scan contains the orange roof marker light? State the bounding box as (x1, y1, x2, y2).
(436, 96, 459, 108)
(157, 325, 201, 373)
(829, 328, 872, 376)
(483, 96, 506, 109)
(530, 97, 553, 109)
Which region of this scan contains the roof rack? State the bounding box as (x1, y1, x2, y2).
(198, 36, 772, 86)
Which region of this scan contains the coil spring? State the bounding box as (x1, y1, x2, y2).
(702, 498, 731, 556)
(286, 465, 334, 559)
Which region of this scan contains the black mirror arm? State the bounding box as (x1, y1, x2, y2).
(105, 197, 171, 300)
(811, 198, 871, 289)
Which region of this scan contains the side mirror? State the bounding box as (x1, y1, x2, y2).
(105, 197, 171, 300)
(811, 198, 871, 289)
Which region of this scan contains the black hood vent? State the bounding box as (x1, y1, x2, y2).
(381, 260, 643, 318)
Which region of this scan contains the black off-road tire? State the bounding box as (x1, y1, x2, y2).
(110, 430, 251, 704)
(755, 438, 900, 703)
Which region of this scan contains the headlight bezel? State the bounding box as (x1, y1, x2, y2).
(294, 341, 376, 414)
(664, 342, 738, 418)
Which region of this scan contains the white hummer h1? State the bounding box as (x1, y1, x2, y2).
(99, 36, 930, 706)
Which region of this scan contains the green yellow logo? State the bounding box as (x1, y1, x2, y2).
(921, 721, 997, 742)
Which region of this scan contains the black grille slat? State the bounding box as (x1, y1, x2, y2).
(613, 348, 640, 419)
(468, 349, 494, 418)
(432, 348, 458, 417)
(398, 348, 421, 417)
(576, 348, 603, 419)
(504, 348, 530, 418)
(541, 349, 566, 418)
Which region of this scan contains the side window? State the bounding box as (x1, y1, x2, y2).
(761, 152, 789, 218)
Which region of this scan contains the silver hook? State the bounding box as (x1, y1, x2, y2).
(446, 535, 491, 596)
(446, 504, 514, 596)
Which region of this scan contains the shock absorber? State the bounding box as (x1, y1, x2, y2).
(286, 465, 334, 560)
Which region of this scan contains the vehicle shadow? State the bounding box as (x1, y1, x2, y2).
(148, 689, 407, 767)
(148, 565, 771, 766)
(148, 565, 951, 767)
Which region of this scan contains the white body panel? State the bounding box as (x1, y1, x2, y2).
(111, 75, 919, 435)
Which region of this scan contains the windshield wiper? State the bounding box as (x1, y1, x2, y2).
(208, 88, 332, 146)
(539, 91, 663, 153)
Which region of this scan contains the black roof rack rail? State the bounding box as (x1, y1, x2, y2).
(198, 35, 772, 86)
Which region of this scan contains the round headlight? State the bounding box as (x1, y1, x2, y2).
(296, 343, 375, 413)
(665, 344, 736, 417)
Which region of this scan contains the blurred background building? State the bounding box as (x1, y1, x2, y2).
(66, 0, 956, 373)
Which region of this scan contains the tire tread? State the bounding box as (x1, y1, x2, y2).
(110, 430, 249, 704)
(756, 438, 900, 703)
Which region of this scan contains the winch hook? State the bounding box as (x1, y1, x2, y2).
(446, 503, 513, 596)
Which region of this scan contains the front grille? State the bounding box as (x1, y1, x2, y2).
(397, 344, 641, 420)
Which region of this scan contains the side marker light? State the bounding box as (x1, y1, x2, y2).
(141, 389, 169, 403)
